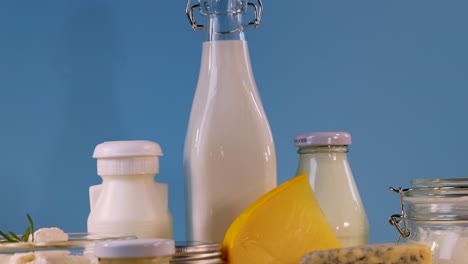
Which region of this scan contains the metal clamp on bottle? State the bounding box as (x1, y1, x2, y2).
(388, 187, 411, 243)
(246, 0, 263, 29)
(186, 1, 203, 31)
(186, 0, 263, 31)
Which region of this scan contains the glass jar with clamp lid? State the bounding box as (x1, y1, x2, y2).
(389, 178, 468, 264)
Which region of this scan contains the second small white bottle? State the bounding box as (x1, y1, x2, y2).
(294, 132, 369, 247)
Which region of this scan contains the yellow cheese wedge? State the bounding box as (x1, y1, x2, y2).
(223, 174, 341, 264)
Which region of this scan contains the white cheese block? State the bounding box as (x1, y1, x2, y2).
(300, 243, 431, 264)
(29, 227, 68, 243)
(1, 227, 90, 263)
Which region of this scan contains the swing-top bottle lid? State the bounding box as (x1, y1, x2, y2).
(93, 140, 163, 176)
(294, 132, 352, 147)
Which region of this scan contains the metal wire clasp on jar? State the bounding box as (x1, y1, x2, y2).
(389, 178, 468, 264)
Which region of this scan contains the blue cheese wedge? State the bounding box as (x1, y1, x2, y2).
(300, 243, 431, 264)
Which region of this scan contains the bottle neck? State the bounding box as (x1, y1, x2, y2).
(295, 145, 351, 184)
(297, 145, 349, 155)
(100, 174, 155, 182)
(199, 0, 247, 41)
(204, 13, 245, 41)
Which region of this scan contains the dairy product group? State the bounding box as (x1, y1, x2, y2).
(0, 0, 453, 263)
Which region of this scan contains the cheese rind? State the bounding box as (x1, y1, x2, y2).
(300, 243, 431, 264)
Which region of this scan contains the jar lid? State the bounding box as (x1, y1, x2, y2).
(95, 239, 175, 259)
(171, 242, 223, 263)
(411, 178, 468, 188)
(405, 178, 468, 200)
(294, 132, 351, 147)
(391, 179, 468, 222)
(171, 259, 224, 264)
(404, 187, 468, 199)
(175, 241, 220, 254)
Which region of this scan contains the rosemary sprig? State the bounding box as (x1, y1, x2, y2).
(0, 214, 35, 243)
(27, 214, 34, 242)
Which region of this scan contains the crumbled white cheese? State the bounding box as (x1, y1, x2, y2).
(29, 227, 68, 243)
(0, 255, 11, 262)
(8, 252, 36, 264)
(2, 251, 90, 264)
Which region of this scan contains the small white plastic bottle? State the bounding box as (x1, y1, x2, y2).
(294, 132, 369, 247)
(87, 140, 173, 239)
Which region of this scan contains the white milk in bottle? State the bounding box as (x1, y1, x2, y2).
(184, 0, 277, 242)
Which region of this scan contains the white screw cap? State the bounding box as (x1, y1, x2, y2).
(95, 239, 175, 258)
(93, 140, 163, 176)
(294, 132, 352, 147)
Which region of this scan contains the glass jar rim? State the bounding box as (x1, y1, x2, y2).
(411, 177, 468, 188)
(404, 186, 468, 199)
(404, 177, 468, 200)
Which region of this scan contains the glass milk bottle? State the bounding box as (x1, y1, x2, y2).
(294, 132, 369, 247)
(184, 0, 277, 242)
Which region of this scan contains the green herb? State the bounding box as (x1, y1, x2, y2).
(0, 214, 35, 243)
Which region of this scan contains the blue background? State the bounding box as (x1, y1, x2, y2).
(0, 0, 467, 244)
